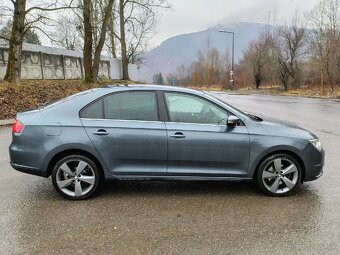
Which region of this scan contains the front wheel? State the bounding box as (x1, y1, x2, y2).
(52, 155, 101, 200)
(256, 154, 302, 197)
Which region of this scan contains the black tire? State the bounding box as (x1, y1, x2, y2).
(255, 153, 302, 197)
(52, 155, 101, 200)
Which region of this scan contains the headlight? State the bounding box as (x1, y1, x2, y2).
(310, 139, 322, 151)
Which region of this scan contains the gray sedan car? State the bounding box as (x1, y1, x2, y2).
(9, 85, 324, 199)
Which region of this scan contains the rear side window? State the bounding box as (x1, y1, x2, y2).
(80, 91, 159, 121)
(80, 99, 103, 119)
(104, 91, 158, 121)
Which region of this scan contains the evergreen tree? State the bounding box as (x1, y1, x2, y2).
(153, 73, 165, 85)
(0, 20, 41, 45)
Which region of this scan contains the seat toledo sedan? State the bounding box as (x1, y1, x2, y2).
(9, 85, 324, 199)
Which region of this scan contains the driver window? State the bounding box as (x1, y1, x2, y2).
(164, 92, 228, 125)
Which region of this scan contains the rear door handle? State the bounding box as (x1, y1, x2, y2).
(170, 132, 186, 139)
(93, 129, 109, 136)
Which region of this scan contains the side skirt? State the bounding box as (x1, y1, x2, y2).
(111, 175, 253, 181)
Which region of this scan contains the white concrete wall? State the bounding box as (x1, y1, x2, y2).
(0, 41, 139, 81)
(128, 64, 139, 81)
(109, 58, 122, 79)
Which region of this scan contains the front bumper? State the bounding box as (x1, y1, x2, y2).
(302, 145, 325, 182)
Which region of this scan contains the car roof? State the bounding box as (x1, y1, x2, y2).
(102, 84, 205, 95)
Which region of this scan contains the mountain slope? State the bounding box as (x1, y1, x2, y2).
(139, 22, 267, 82)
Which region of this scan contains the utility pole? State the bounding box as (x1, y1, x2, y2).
(219, 30, 235, 89)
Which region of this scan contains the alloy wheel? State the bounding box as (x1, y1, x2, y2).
(261, 157, 299, 194)
(56, 159, 96, 197)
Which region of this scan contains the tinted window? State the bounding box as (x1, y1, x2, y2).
(80, 99, 103, 119)
(165, 92, 228, 125)
(103, 91, 159, 121)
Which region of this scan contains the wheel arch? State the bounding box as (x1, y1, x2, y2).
(46, 148, 106, 178)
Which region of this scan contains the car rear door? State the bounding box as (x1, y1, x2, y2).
(163, 92, 250, 177)
(80, 90, 167, 176)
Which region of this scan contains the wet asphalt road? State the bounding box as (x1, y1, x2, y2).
(0, 93, 340, 255)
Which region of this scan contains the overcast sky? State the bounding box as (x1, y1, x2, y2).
(149, 0, 320, 48)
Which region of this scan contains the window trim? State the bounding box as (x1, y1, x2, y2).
(79, 117, 164, 124)
(157, 91, 170, 122)
(79, 90, 161, 122)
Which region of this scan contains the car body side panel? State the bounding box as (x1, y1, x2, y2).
(81, 119, 168, 176)
(165, 123, 250, 176)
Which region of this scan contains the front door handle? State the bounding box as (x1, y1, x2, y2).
(93, 129, 109, 136)
(170, 132, 186, 139)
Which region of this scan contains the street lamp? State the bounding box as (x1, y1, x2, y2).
(219, 29, 235, 89)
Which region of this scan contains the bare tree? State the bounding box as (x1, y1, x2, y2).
(190, 50, 206, 86)
(307, 0, 340, 92)
(107, 2, 118, 59)
(3, 0, 26, 83)
(115, 0, 169, 80)
(175, 64, 190, 85)
(205, 47, 221, 85)
(50, 0, 168, 82)
(241, 30, 274, 89)
(118, 0, 129, 79)
(184, 45, 232, 88)
(274, 16, 306, 90)
(52, 14, 83, 50)
(2, 0, 77, 83)
(82, 0, 114, 83)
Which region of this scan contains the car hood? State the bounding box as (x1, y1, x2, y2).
(258, 119, 316, 140)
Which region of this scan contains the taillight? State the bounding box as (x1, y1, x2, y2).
(12, 119, 24, 133)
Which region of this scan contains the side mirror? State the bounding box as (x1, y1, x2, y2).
(227, 115, 240, 127)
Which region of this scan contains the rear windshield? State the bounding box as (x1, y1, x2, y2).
(43, 89, 95, 109)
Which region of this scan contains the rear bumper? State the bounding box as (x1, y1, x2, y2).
(9, 142, 48, 178)
(10, 162, 48, 177)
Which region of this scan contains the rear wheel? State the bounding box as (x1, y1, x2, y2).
(52, 155, 101, 200)
(256, 154, 301, 197)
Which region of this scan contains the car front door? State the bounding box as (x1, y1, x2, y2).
(163, 92, 250, 177)
(80, 90, 167, 176)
